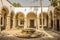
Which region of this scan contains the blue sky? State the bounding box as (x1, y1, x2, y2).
(9, 0, 50, 6)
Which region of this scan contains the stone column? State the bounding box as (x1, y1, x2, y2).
(0, 11, 2, 32)
(24, 15, 27, 29)
(12, 14, 16, 29)
(37, 15, 39, 30)
(6, 15, 10, 30)
(41, 13, 44, 30)
(48, 14, 51, 29)
(59, 19, 60, 31)
(54, 17, 57, 31)
(52, 10, 55, 31)
(0, 14, 1, 32)
(18, 19, 20, 26)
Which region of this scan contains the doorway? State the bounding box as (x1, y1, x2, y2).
(1, 13, 7, 31)
(4, 13, 7, 30)
(57, 19, 60, 31)
(10, 12, 14, 29)
(1, 7, 8, 31)
(30, 20, 34, 28)
(51, 20, 53, 29)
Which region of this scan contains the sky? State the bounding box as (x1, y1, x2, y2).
(9, 0, 51, 7)
(15, 7, 48, 13)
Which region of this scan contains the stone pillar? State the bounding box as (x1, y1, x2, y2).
(12, 14, 16, 29)
(52, 11, 55, 31)
(59, 19, 60, 31)
(0, 14, 1, 32)
(45, 19, 46, 26)
(24, 16, 27, 29)
(36, 17, 37, 29)
(54, 18, 57, 31)
(6, 15, 10, 30)
(48, 14, 51, 29)
(37, 15, 39, 30)
(41, 13, 44, 30)
(0, 11, 2, 32)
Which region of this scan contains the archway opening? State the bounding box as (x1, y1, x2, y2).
(39, 12, 48, 29)
(27, 12, 37, 28)
(50, 11, 54, 29)
(16, 12, 24, 29)
(1, 6, 9, 31)
(54, 6, 60, 31)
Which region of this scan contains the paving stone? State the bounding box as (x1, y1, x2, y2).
(0, 30, 60, 40)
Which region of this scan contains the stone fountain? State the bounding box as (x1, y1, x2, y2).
(14, 28, 48, 38)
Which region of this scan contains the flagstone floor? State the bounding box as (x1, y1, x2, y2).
(0, 30, 60, 40)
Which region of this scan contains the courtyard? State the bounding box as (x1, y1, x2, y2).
(0, 0, 60, 40)
(0, 30, 60, 40)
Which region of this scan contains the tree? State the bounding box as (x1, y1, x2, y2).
(49, 0, 57, 7)
(13, 2, 17, 7)
(17, 3, 21, 7)
(13, 2, 21, 7)
(54, 6, 60, 15)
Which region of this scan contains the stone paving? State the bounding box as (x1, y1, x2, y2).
(0, 30, 60, 40)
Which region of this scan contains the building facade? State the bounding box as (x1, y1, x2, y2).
(0, 0, 60, 31)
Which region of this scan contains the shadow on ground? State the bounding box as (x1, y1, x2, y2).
(0, 35, 60, 40)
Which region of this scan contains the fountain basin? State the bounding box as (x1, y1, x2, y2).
(14, 28, 48, 38)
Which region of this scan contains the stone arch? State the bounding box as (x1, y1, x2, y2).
(27, 12, 37, 18)
(54, 6, 60, 31)
(27, 12, 37, 28)
(1, 6, 9, 30)
(39, 12, 48, 18)
(16, 12, 24, 29)
(49, 10, 54, 29)
(39, 12, 48, 29)
(54, 6, 60, 18)
(1, 6, 9, 15)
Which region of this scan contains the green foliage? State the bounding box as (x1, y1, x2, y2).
(54, 6, 60, 15)
(55, 6, 60, 10)
(55, 6, 60, 13)
(49, 0, 57, 7)
(13, 2, 21, 7)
